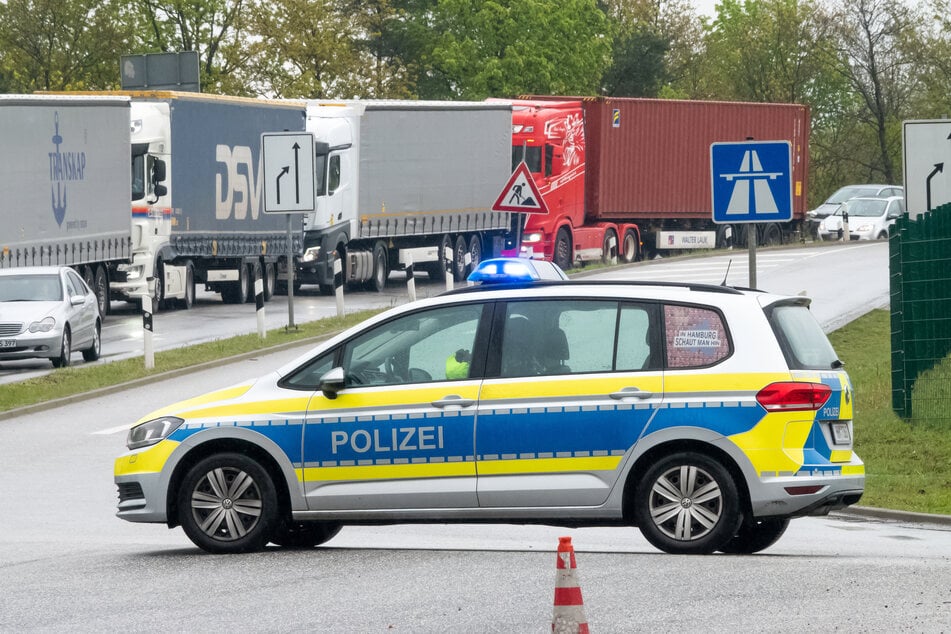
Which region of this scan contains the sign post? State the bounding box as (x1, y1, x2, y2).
(710, 141, 792, 288)
(261, 132, 316, 330)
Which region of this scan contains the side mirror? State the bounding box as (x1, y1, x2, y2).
(70, 295, 86, 306)
(152, 158, 168, 197)
(318, 366, 346, 399)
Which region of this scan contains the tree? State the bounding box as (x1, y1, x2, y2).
(0, 0, 137, 92)
(828, 0, 922, 185)
(425, 0, 612, 99)
(134, 0, 254, 94)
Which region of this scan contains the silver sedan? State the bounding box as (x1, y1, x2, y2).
(0, 266, 101, 368)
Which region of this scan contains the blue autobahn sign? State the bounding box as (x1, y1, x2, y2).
(710, 141, 792, 223)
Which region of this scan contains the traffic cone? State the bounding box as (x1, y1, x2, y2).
(552, 536, 589, 633)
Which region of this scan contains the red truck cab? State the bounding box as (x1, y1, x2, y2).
(503, 99, 642, 269)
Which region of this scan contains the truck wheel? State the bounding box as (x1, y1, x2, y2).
(93, 265, 110, 316)
(222, 264, 248, 304)
(634, 451, 742, 554)
(453, 235, 468, 281)
(366, 241, 388, 292)
(602, 229, 618, 265)
(263, 262, 276, 301)
(763, 224, 782, 246)
(179, 263, 195, 310)
(427, 234, 453, 283)
(621, 229, 639, 263)
(467, 234, 482, 272)
(177, 452, 279, 554)
(554, 228, 572, 271)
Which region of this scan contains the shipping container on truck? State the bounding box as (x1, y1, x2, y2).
(297, 100, 514, 292)
(112, 91, 308, 308)
(505, 96, 810, 267)
(0, 94, 132, 316)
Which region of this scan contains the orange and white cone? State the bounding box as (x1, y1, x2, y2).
(552, 536, 589, 633)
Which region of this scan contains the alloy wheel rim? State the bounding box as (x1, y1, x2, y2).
(649, 465, 723, 541)
(191, 467, 263, 541)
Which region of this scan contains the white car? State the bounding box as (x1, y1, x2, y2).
(817, 196, 904, 241)
(0, 266, 102, 368)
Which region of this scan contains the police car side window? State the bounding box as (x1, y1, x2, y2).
(616, 304, 656, 371)
(664, 304, 731, 368)
(282, 353, 336, 390)
(499, 300, 617, 377)
(343, 304, 484, 387)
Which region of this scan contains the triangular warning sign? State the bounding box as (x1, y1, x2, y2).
(492, 161, 549, 214)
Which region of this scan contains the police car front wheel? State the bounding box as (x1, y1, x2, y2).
(177, 453, 279, 554)
(634, 452, 742, 555)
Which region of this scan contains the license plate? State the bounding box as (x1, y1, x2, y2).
(0, 339, 16, 349)
(830, 421, 851, 445)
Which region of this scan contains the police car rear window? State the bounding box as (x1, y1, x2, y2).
(664, 304, 730, 368)
(767, 303, 839, 370)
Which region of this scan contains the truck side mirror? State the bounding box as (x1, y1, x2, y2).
(152, 158, 168, 197)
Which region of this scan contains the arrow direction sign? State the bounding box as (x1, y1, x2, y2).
(903, 120, 951, 217)
(262, 132, 315, 214)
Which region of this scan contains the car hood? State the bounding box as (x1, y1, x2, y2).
(0, 301, 62, 324)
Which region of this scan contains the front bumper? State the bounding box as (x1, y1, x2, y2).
(0, 329, 62, 361)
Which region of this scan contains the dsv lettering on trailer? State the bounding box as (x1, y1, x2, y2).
(216, 144, 265, 220)
(330, 426, 446, 455)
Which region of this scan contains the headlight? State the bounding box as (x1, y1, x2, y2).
(856, 224, 873, 232)
(522, 232, 544, 243)
(29, 317, 55, 333)
(302, 246, 321, 263)
(127, 416, 184, 450)
(124, 267, 143, 281)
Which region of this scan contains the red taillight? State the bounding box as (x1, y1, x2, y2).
(756, 382, 832, 412)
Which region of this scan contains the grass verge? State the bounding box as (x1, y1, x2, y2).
(2, 306, 948, 515)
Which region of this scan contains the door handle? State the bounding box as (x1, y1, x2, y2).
(610, 387, 654, 400)
(432, 395, 475, 408)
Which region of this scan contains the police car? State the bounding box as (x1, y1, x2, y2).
(114, 258, 864, 555)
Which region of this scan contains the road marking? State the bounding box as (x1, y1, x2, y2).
(93, 424, 132, 435)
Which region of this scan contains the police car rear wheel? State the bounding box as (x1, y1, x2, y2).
(718, 517, 790, 554)
(635, 452, 741, 555)
(271, 521, 342, 549)
(178, 453, 278, 553)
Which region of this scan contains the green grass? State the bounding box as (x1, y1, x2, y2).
(2, 305, 948, 515)
(0, 310, 381, 413)
(828, 309, 951, 515)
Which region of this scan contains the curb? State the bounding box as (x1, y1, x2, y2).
(833, 506, 951, 528)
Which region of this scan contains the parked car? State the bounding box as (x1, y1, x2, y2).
(115, 257, 863, 555)
(817, 196, 904, 241)
(0, 266, 102, 368)
(808, 184, 903, 237)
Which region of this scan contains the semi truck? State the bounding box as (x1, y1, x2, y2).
(296, 100, 513, 291)
(0, 94, 132, 316)
(116, 91, 307, 307)
(502, 97, 810, 266)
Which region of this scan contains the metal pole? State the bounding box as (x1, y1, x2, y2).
(286, 214, 296, 329)
(748, 224, 757, 288)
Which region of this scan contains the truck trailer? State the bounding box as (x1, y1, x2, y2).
(504, 97, 810, 266)
(114, 91, 308, 307)
(297, 100, 514, 291)
(0, 94, 132, 316)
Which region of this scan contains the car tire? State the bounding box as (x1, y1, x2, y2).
(177, 452, 279, 554)
(270, 521, 342, 549)
(82, 321, 101, 362)
(51, 327, 71, 368)
(877, 231, 888, 240)
(718, 517, 790, 554)
(634, 451, 742, 554)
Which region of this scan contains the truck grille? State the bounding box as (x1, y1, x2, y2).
(0, 323, 25, 337)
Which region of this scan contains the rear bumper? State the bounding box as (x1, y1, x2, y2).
(750, 466, 865, 519)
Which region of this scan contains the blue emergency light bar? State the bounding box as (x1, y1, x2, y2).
(467, 257, 569, 284)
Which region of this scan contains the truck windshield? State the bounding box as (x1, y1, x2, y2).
(512, 146, 541, 173)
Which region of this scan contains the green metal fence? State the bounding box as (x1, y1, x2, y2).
(890, 203, 951, 420)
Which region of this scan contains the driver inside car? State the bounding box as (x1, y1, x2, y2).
(445, 348, 471, 379)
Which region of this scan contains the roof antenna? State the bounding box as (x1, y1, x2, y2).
(721, 259, 732, 286)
